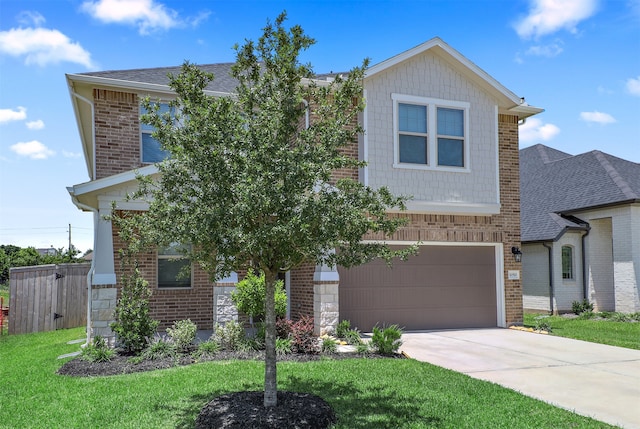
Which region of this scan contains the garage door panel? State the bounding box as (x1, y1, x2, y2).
(346, 306, 496, 331)
(339, 245, 498, 331)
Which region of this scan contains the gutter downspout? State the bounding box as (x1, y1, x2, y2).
(581, 223, 591, 303)
(542, 242, 554, 314)
(70, 195, 98, 346)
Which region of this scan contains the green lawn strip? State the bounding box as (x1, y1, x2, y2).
(0, 328, 615, 429)
(524, 313, 640, 350)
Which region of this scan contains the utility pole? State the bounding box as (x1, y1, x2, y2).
(68, 223, 72, 254)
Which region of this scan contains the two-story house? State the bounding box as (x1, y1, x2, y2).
(66, 38, 542, 342)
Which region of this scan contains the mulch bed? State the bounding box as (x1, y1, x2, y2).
(195, 391, 336, 429)
(57, 349, 385, 377)
(57, 349, 401, 429)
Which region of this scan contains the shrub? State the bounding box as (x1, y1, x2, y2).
(275, 338, 293, 356)
(212, 321, 247, 351)
(231, 270, 286, 324)
(534, 316, 552, 332)
(110, 267, 159, 354)
(192, 340, 221, 359)
(321, 337, 338, 354)
(356, 341, 371, 354)
(631, 312, 640, 322)
(142, 336, 176, 360)
(577, 310, 595, 320)
(276, 317, 293, 339)
(344, 328, 363, 345)
(166, 319, 197, 352)
(571, 299, 594, 315)
(81, 336, 114, 363)
(370, 324, 403, 355)
(336, 320, 351, 338)
(289, 316, 318, 354)
(611, 312, 630, 322)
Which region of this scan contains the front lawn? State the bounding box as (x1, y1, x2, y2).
(524, 313, 640, 350)
(0, 328, 616, 428)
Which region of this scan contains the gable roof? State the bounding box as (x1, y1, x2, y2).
(66, 37, 542, 180)
(520, 144, 640, 242)
(366, 37, 543, 120)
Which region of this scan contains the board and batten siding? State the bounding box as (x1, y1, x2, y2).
(8, 263, 90, 334)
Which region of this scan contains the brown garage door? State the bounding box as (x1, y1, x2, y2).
(338, 245, 497, 331)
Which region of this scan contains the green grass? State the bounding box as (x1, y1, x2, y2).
(0, 328, 616, 429)
(524, 313, 640, 350)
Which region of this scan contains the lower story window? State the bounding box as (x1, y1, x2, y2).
(158, 243, 192, 288)
(562, 245, 574, 280)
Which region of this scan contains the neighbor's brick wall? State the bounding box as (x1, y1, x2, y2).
(94, 89, 143, 179)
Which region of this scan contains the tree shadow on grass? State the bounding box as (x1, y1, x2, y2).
(281, 374, 442, 429)
(169, 375, 441, 429)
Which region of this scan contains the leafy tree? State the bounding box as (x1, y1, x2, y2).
(116, 12, 413, 407)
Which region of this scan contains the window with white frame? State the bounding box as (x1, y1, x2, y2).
(393, 94, 469, 170)
(158, 243, 192, 288)
(561, 245, 574, 280)
(141, 103, 172, 163)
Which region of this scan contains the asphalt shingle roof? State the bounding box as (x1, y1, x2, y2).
(80, 63, 240, 93)
(79, 63, 344, 94)
(520, 144, 640, 242)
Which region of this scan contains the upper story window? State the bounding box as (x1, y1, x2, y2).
(158, 243, 192, 288)
(562, 245, 574, 280)
(393, 94, 469, 171)
(141, 103, 172, 163)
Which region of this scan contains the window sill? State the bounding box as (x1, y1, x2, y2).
(392, 162, 470, 173)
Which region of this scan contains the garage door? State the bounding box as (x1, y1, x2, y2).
(338, 245, 497, 331)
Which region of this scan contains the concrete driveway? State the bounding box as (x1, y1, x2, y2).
(400, 328, 640, 429)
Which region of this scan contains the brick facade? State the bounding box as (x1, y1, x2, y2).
(94, 89, 144, 179)
(90, 85, 525, 332)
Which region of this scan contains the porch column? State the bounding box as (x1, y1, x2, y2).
(313, 258, 340, 336)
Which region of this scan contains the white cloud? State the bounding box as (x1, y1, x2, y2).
(10, 140, 55, 159)
(597, 85, 613, 95)
(519, 118, 560, 144)
(0, 106, 27, 124)
(0, 27, 95, 69)
(26, 119, 45, 130)
(519, 118, 561, 143)
(62, 150, 82, 158)
(81, 0, 180, 35)
(514, 0, 598, 39)
(17, 11, 46, 27)
(626, 76, 640, 96)
(525, 41, 564, 57)
(580, 111, 616, 124)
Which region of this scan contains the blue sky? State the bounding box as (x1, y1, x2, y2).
(0, 0, 638, 253)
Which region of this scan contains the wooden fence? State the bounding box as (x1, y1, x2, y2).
(8, 263, 90, 334)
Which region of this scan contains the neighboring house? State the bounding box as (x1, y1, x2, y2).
(66, 37, 542, 342)
(520, 144, 640, 314)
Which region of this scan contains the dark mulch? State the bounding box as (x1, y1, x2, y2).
(195, 391, 336, 429)
(57, 349, 387, 377)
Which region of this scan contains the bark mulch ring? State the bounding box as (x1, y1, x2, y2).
(58, 349, 403, 429)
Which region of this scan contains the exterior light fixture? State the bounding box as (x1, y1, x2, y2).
(511, 246, 522, 262)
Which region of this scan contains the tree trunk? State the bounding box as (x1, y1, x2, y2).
(263, 269, 278, 407)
